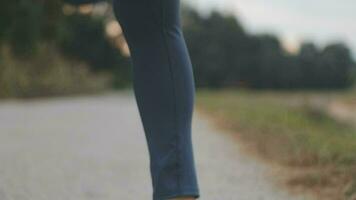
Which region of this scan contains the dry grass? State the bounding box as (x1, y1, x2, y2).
(0, 45, 112, 98)
(196, 88, 356, 199)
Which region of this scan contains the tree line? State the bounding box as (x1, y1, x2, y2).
(1, 1, 355, 91)
(182, 8, 356, 89)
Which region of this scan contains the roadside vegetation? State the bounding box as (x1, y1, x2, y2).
(0, 45, 111, 98)
(196, 89, 356, 200)
(0, 0, 131, 99)
(1, 2, 355, 99)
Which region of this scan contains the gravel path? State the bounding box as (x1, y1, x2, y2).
(0, 92, 310, 200)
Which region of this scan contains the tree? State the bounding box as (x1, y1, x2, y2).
(297, 42, 320, 87)
(318, 43, 354, 88)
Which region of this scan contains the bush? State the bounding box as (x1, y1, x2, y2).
(0, 45, 112, 98)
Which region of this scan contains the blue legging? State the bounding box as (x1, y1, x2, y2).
(64, 0, 200, 199)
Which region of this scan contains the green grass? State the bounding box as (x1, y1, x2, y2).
(196, 89, 356, 198)
(197, 89, 356, 165)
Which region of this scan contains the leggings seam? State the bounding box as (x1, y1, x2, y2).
(159, 0, 182, 194)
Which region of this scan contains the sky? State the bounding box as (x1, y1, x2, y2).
(183, 0, 356, 57)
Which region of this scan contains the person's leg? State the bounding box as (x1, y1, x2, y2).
(112, 0, 200, 199)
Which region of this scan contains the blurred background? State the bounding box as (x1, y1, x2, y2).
(0, 0, 355, 200)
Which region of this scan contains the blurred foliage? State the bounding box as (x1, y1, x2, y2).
(0, 45, 111, 98)
(182, 8, 356, 89)
(57, 13, 131, 87)
(0, 0, 131, 96)
(0, 1, 355, 97)
(0, 0, 63, 56)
